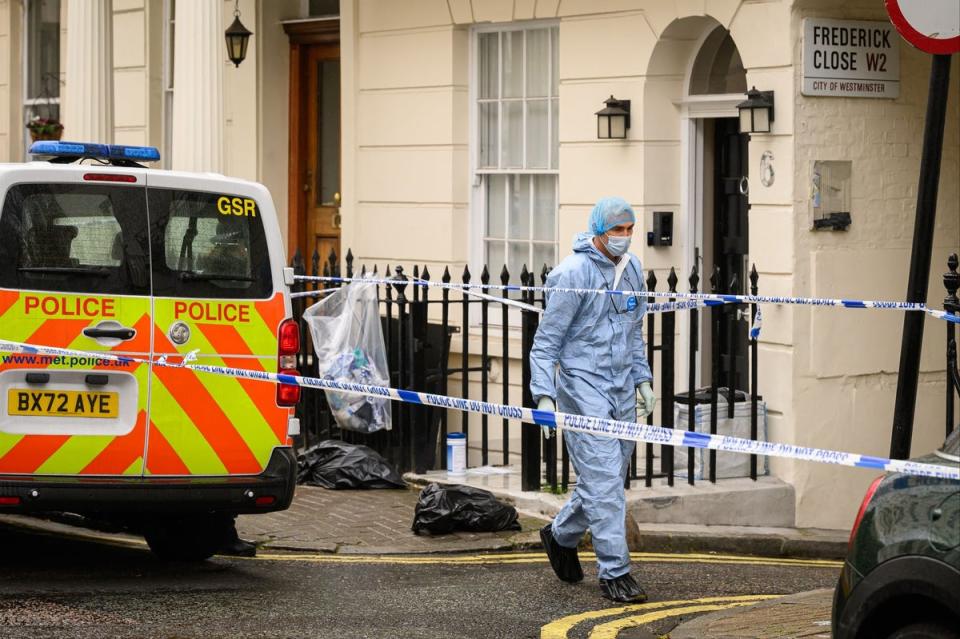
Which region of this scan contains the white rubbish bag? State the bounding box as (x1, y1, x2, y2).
(303, 283, 392, 433)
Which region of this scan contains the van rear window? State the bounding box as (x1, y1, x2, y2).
(149, 189, 272, 299)
(0, 183, 150, 295)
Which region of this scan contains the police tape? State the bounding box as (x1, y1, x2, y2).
(1, 338, 957, 481)
(293, 275, 960, 325)
(292, 284, 709, 318)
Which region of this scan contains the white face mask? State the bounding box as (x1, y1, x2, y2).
(604, 234, 631, 257)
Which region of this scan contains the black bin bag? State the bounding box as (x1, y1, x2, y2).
(297, 440, 405, 489)
(412, 483, 522, 534)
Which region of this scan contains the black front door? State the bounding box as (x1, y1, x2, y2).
(713, 117, 749, 392)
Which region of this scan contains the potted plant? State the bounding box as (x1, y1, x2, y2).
(26, 116, 64, 142)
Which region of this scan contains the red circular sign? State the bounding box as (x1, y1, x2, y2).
(886, 0, 960, 54)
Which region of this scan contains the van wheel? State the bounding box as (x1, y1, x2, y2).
(143, 515, 233, 562)
(887, 622, 960, 639)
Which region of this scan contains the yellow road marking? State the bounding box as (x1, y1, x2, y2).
(540, 595, 779, 639)
(250, 551, 841, 569)
(587, 601, 760, 638)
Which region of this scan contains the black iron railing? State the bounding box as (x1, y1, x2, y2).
(290, 247, 763, 490)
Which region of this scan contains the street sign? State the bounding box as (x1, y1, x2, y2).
(802, 18, 900, 98)
(885, 0, 960, 55)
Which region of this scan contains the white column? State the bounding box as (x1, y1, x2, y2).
(171, 0, 223, 172)
(63, 0, 113, 142)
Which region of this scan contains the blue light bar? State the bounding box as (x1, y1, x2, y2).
(108, 144, 161, 162)
(29, 141, 109, 157)
(28, 140, 160, 163)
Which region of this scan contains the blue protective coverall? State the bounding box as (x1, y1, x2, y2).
(530, 232, 652, 580)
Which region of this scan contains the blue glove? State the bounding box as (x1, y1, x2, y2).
(537, 397, 556, 439)
(637, 382, 656, 419)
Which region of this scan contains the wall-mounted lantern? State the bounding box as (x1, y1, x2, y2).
(737, 86, 774, 134)
(595, 95, 631, 139)
(225, 1, 253, 68)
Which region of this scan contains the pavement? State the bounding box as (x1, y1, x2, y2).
(668, 588, 834, 639)
(235, 484, 545, 554)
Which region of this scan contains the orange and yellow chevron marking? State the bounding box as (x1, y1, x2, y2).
(143, 420, 191, 475)
(150, 356, 262, 473)
(198, 322, 288, 442)
(0, 290, 19, 319)
(145, 294, 288, 477)
(78, 412, 147, 475)
(255, 297, 285, 340)
(0, 290, 151, 477)
(0, 435, 70, 473)
(0, 289, 290, 479)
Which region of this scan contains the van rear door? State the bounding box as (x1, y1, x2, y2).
(143, 177, 289, 477)
(0, 169, 152, 476)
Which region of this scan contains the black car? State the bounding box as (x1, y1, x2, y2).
(833, 429, 960, 639)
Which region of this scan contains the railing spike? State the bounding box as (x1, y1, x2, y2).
(667, 267, 678, 292)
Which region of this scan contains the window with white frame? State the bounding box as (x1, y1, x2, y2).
(162, 0, 175, 169)
(23, 0, 61, 158)
(476, 25, 558, 283)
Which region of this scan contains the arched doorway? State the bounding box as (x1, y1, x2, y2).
(645, 18, 749, 390)
(689, 26, 749, 391)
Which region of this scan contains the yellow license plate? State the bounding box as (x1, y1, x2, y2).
(7, 389, 119, 419)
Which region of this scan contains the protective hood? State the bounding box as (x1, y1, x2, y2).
(572, 231, 626, 275)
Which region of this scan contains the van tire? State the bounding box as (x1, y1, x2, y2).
(887, 622, 960, 639)
(143, 514, 233, 562)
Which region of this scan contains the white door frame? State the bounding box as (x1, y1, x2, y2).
(675, 93, 742, 389)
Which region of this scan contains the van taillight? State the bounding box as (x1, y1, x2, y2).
(277, 319, 301, 406)
(849, 476, 884, 548)
(83, 173, 137, 183)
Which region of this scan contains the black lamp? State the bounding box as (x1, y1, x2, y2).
(595, 95, 631, 139)
(737, 86, 774, 134)
(225, 1, 253, 68)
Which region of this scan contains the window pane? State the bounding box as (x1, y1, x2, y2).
(532, 243, 556, 273)
(508, 175, 530, 240)
(550, 98, 559, 169)
(317, 60, 341, 206)
(0, 183, 149, 295)
(486, 241, 505, 278)
(478, 33, 499, 99)
(150, 189, 272, 299)
(26, 0, 61, 100)
(508, 241, 529, 286)
(479, 102, 498, 168)
(486, 175, 506, 238)
(501, 101, 523, 168)
(532, 175, 556, 241)
(526, 29, 549, 98)
(551, 27, 559, 97)
(502, 31, 523, 99)
(526, 100, 548, 169)
(308, 0, 340, 16)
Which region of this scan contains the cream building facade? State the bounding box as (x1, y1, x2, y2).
(0, 0, 957, 529)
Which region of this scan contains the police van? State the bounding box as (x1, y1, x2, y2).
(0, 141, 300, 560)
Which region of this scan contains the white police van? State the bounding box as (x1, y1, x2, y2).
(0, 141, 301, 560)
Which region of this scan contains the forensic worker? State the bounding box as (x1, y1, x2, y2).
(530, 196, 655, 603)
